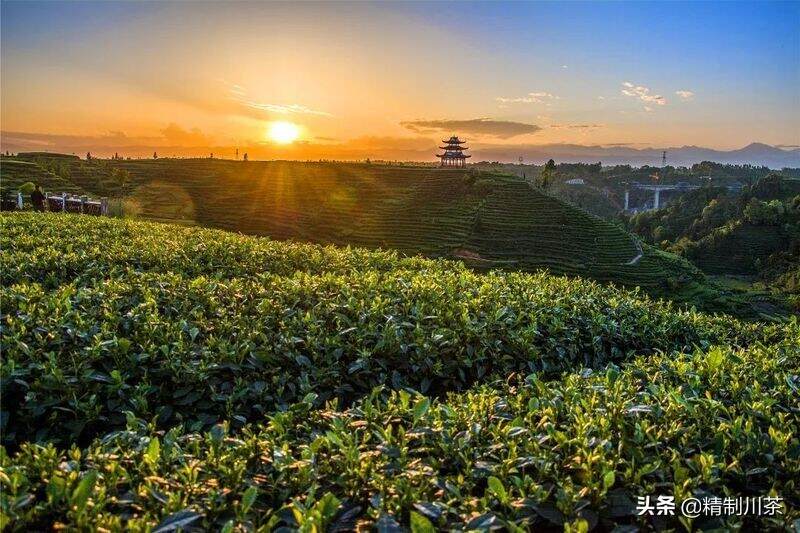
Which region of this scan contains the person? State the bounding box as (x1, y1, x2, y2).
(30, 185, 45, 212)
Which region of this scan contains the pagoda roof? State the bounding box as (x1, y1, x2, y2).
(442, 137, 466, 144)
(438, 145, 468, 150)
(437, 153, 471, 158)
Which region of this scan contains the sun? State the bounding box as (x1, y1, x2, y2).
(268, 121, 300, 144)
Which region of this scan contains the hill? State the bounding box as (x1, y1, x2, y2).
(625, 175, 800, 303)
(2, 156, 778, 315)
(1, 213, 798, 531)
(0, 157, 85, 196)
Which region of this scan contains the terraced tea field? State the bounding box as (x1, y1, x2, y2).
(1, 213, 798, 531)
(4, 156, 740, 309)
(0, 158, 84, 196)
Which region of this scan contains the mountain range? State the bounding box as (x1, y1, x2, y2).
(470, 142, 800, 168)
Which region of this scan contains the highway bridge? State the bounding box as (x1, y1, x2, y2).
(624, 180, 743, 211)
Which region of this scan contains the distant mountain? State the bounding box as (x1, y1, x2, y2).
(471, 142, 800, 168)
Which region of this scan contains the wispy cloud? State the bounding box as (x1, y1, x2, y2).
(602, 142, 650, 147)
(244, 102, 333, 116)
(621, 81, 666, 107)
(224, 81, 333, 117)
(675, 90, 695, 100)
(495, 92, 559, 105)
(549, 123, 605, 129)
(400, 118, 541, 139)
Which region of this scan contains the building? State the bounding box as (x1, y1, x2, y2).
(437, 136, 470, 168)
(565, 178, 585, 185)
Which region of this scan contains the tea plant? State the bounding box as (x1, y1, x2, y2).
(2, 332, 798, 530)
(1, 214, 779, 446)
(1, 213, 797, 531)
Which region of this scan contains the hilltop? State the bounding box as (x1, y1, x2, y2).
(2, 155, 781, 315)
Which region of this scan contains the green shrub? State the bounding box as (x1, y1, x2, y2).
(2, 332, 798, 530)
(1, 214, 777, 447)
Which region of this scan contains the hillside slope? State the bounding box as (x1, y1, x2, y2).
(0, 158, 85, 196)
(5, 157, 786, 314)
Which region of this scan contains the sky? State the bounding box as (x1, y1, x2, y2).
(1, 1, 798, 161)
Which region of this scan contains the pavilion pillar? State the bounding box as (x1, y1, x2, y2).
(624, 190, 629, 211)
(654, 189, 660, 209)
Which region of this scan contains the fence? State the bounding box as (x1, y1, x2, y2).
(3, 191, 109, 216)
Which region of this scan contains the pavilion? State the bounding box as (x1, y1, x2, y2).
(437, 136, 470, 168)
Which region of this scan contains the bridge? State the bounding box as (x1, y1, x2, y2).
(624, 180, 742, 212)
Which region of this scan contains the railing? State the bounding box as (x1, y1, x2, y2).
(4, 191, 109, 216)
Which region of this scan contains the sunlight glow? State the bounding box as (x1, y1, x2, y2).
(268, 121, 301, 144)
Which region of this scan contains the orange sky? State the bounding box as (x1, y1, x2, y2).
(2, 2, 798, 160)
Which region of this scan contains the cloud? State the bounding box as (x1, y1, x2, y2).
(161, 123, 212, 146)
(224, 81, 332, 117)
(561, 65, 568, 69)
(602, 142, 649, 147)
(400, 118, 541, 139)
(549, 123, 605, 129)
(244, 102, 333, 117)
(777, 144, 800, 149)
(597, 96, 606, 100)
(495, 92, 559, 104)
(675, 90, 695, 100)
(621, 81, 666, 106)
(0, 126, 214, 153)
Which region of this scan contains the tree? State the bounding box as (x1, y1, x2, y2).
(243, 153, 248, 162)
(86, 152, 92, 161)
(538, 159, 556, 190)
(153, 152, 158, 160)
(111, 168, 131, 195)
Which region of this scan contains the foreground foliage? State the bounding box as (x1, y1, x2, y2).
(3, 333, 799, 531)
(2, 213, 797, 531)
(0, 214, 777, 447)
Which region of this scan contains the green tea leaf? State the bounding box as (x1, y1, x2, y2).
(412, 397, 430, 422)
(241, 486, 258, 514)
(410, 511, 435, 533)
(153, 510, 203, 533)
(70, 470, 97, 515)
(145, 437, 160, 464)
(487, 476, 507, 501)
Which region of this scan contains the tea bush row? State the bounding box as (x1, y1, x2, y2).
(2, 332, 798, 531)
(0, 213, 438, 288)
(5, 265, 774, 447)
(1, 213, 782, 447)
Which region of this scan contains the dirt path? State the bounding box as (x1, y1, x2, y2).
(624, 238, 644, 265)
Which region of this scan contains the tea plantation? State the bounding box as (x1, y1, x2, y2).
(2, 156, 745, 314)
(1, 213, 798, 531)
